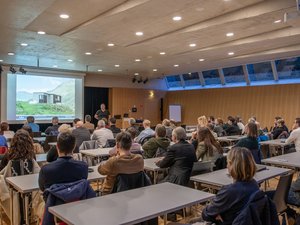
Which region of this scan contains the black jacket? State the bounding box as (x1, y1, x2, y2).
(72, 127, 91, 152)
(156, 140, 197, 186)
(109, 125, 121, 134)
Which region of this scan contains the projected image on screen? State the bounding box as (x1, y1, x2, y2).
(15, 75, 75, 121)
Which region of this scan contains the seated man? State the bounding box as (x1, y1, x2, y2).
(45, 116, 59, 135)
(126, 118, 140, 135)
(285, 118, 300, 152)
(82, 114, 95, 133)
(72, 120, 91, 152)
(98, 132, 144, 195)
(134, 119, 155, 144)
(91, 120, 114, 147)
(26, 116, 40, 132)
(109, 117, 121, 135)
(156, 127, 197, 186)
(142, 124, 170, 158)
(38, 132, 88, 197)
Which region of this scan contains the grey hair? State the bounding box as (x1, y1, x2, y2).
(172, 127, 186, 141)
(97, 120, 106, 128)
(129, 118, 136, 125)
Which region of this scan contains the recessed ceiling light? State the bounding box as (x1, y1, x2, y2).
(160, 52, 166, 55)
(226, 32, 234, 37)
(172, 16, 182, 21)
(174, 64, 179, 67)
(115, 64, 120, 67)
(53, 65, 58, 68)
(134, 72, 139, 76)
(189, 43, 196, 47)
(67, 59, 73, 62)
(199, 58, 205, 62)
(98, 69, 102, 72)
(8, 52, 14, 56)
(37, 31, 46, 35)
(135, 32, 143, 36)
(274, 19, 282, 24)
(228, 52, 235, 55)
(0, 60, 3, 62)
(135, 59, 141, 62)
(107, 43, 114, 47)
(60, 14, 69, 19)
(85, 52, 92, 55)
(153, 69, 157, 72)
(20, 43, 28, 46)
(188, 72, 192, 75)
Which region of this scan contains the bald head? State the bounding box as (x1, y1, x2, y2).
(97, 120, 106, 128)
(75, 121, 83, 128)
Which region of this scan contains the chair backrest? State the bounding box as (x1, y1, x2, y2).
(155, 147, 167, 157)
(140, 135, 154, 145)
(0, 146, 7, 154)
(277, 131, 289, 139)
(79, 140, 98, 150)
(213, 155, 227, 171)
(106, 139, 116, 148)
(273, 172, 294, 213)
(191, 161, 212, 176)
(112, 171, 151, 193)
(32, 131, 42, 137)
(43, 135, 58, 152)
(251, 149, 261, 164)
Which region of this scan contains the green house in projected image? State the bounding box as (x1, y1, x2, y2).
(33, 92, 62, 104)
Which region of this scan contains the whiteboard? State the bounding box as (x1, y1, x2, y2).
(169, 105, 181, 122)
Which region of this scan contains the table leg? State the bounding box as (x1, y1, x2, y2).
(163, 213, 167, 225)
(154, 171, 157, 184)
(9, 187, 13, 225)
(24, 194, 29, 225)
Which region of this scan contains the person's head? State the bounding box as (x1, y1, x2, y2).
(73, 118, 80, 127)
(129, 118, 136, 126)
(116, 132, 132, 152)
(58, 124, 71, 134)
(197, 127, 222, 156)
(52, 116, 59, 125)
(102, 118, 108, 125)
(227, 116, 235, 125)
(109, 117, 116, 125)
(197, 116, 208, 127)
(277, 119, 285, 127)
(216, 118, 224, 125)
(22, 125, 33, 136)
(248, 117, 256, 124)
(27, 116, 35, 123)
(274, 116, 282, 124)
(172, 127, 186, 142)
(57, 132, 76, 155)
(162, 119, 170, 127)
(9, 129, 35, 160)
(127, 127, 137, 140)
(235, 116, 242, 123)
(75, 121, 84, 128)
(170, 119, 176, 127)
(100, 103, 106, 110)
(0, 122, 9, 135)
(143, 119, 151, 128)
(85, 115, 92, 123)
(97, 120, 106, 129)
(208, 116, 215, 123)
(294, 118, 300, 129)
(245, 122, 258, 138)
(207, 123, 214, 131)
(155, 124, 166, 138)
(227, 147, 256, 182)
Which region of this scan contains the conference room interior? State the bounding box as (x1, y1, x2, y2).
(1, 0, 300, 225)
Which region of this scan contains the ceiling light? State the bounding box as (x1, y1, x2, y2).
(107, 43, 114, 47)
(134, 73, 139, 76)
(228, 52, 235, 55)
(199, 58, 205, 62)
(135, 59, 141, 62)
(115, 64, 120, 67)
(226, 32, 234, 37)
(20, 43, 28, 46)
(172, 16, 182, 21)
(189, 43, 196, 47)
(135, 32, 143, 36)
(53, 65, 58, 68)
(274, 19, 282, 24)
(37, 31, 46, 35)
(85, 52, 92, 55)
(97, 69, 102, 72)
(67, 59, 73, 62)
(8, 52, 14, 56)
(160, 52, 166, 55)
(153, 69, 157, 72)
(0, 60, 3, 62)
(174, 64, 179, 67)
(60, 14, 70, 19)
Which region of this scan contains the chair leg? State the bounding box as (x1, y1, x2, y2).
(284, 212, 288, 225)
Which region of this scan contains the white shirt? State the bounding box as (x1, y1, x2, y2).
(91, 128, 114, 148)
(285, 127, 300, 152)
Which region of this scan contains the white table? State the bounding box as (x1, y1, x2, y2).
(217, 135, 245, 143)
(144, 158, 166, 184)
(6, 166, 104, 225)
(262, 152, 300, 170)
(48, 142, 57, 146)
(260, 139, 291, 155)
(49, 182, 215, 225)
(33, 137, 46, 142)
(191, 166, 291, 191)
(80, 148, 113, 163)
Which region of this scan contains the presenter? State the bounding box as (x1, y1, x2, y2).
(94, 103, 110, 120)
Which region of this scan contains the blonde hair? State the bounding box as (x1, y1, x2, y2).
(227, 147, 256, 182)
(197, 116, 208, 127)
(143, 119, 151, 127)
(58, 124, 71, 133)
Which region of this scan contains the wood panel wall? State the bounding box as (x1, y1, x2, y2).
(110, 88, 166, 126)
(164, 84, 300, 129)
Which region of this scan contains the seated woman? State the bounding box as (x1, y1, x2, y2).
(201, 147, 259, 225)
(235, 122, 261, 164)
(271, 119, 289, 139)
(196, 127, 223, 164)
(0, 121, 15, 140)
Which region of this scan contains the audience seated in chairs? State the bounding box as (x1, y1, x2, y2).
(91, 120, 114, 148)
(271, 119, 289, 139)
(109, 117, 121, 137)
(214, 118, 226, 137)
(82, 114, 95, 134)
(25, 116, 40, 132)
(44, 116, 60, 136)
(142, 124, 170, 158)
(0, 129, 40, 225)
(156, 127, 197, 186)
(134, 120, 155, 144)
(126, 118, 140, 136)
(72, 120, 91, 152)
(162, 119, 173, 140)
(98, 132, 144, 195)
